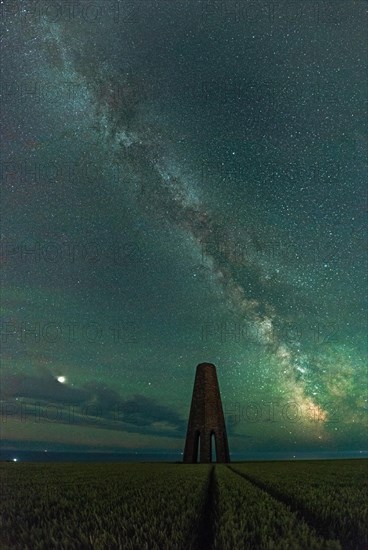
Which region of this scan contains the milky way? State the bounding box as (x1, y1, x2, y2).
(1, 0, 367, 459)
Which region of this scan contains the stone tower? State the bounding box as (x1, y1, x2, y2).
(183, 362, 230, 463)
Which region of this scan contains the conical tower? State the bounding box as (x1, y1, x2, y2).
(183, 362, 230, 463)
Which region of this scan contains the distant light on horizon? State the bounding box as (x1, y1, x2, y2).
(13, 458, 18, 462)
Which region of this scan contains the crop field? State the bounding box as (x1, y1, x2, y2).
(0, 459, 366, 549)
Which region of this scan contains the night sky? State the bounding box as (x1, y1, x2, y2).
(1, 0, 367, 460)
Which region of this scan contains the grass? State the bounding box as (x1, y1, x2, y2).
(0, 459, 366, 549)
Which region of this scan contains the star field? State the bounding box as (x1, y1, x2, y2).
(0, 0, 367, 459)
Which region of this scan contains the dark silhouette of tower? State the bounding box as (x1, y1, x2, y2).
(183, 362, 230, 463)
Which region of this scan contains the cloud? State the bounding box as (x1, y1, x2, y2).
(1, 372, 89, 402)
(1, 370, 186, 437)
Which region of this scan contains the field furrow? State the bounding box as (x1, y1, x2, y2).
(230, 460, 368, 550)
(213, 465, 341, 550)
